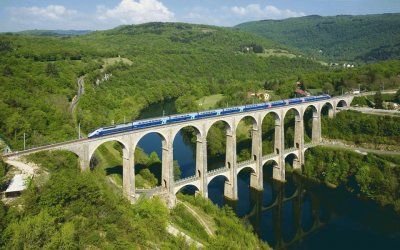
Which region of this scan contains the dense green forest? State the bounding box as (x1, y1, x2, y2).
(1, 22, 400, 151)
(322, 110, 400, 146)
(235, 13, 400, 62)
(0, 151, 268, 249)
(304, 147, 400, 212)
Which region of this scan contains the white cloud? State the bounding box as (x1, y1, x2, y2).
(231, 4, 305, 19)
(9, 5, 78, 22)
(97, 0, 174, 24)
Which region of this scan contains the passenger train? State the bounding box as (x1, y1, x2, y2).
(88, 95, 331, 138)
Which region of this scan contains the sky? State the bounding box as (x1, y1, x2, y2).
(0, 0, 399, 31)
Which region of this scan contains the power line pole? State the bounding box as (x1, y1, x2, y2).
(78, 123, 81, 139)
(23, 133, 26, 150)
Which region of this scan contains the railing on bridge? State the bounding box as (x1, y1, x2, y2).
(207, 167, 229, 177)
(174, 175, 200, 186)
(283, 147, 296, 154)
(237, 159, 253, 167)
(261, 153, 279, 161)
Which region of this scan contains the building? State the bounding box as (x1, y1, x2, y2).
(4, 174, 30, 198)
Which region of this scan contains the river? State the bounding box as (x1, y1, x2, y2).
(138, 100, 400, 249)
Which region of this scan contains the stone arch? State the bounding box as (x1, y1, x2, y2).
(206, 119, 232, 172)
(88, 138, 130, 173)
(134, 131, 168, 189)
(172, 125, 202, 181)
(237, 165, 256, 176)
(261, 111, 281, 155)
(171, 123, 203, 140)
(262, 159, 279, 180)
(284, 153, 301, 172)
(88, 137, 130, 164)
(336, 99, 348, 108)
(303, 104, 319, 144)
(174, 184, 200, 195)
(207, 174, 230, 206)
(236, 115, 258, 163)
(321, 102, 334, 118)
(283, 108, 302, 149)
(205, 118, 233, 135)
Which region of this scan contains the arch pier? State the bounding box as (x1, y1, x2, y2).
(3, 96, 353, 204)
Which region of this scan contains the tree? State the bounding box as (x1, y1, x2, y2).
(173, 160, 181, 181)
(395, 89, 400, 103)
(45, 63, 59, 78)
(374, 90, 383, 109)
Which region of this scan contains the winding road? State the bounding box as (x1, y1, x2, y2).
(70, 76, 84, 113)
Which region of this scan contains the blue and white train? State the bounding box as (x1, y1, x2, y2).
(88, 95, 331, 138)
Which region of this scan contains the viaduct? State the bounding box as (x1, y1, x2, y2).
(4, 95, 354, 205)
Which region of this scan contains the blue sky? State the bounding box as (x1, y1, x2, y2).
(0, 0, 399, 31)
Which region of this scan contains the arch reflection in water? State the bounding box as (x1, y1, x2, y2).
(246, 174, 325, 250)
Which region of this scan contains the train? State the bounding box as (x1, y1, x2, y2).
(88, 94, 331, 138)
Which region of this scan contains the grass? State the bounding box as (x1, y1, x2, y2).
(170, 203, 210, 245)
(180, 200, 216, 234)
(256, 49, 297, 58)
(196, 94, 224, 110)
(102, 57, 133, 68)
(95, 142, 123, 186)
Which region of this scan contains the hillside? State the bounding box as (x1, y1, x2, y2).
(0, 22, 327, 149)
(15, 29, 92, 36)
(235, 13, 400, 62)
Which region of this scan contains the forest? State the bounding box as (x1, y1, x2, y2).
(0, 151, 268, 249)
(304, 147, 400, 213)
(1, 22, 400, 151)
(236, 13, 400, 62)
(1, 18, 400, 249)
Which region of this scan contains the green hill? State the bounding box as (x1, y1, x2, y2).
(0, 22, 327, 149)
(235, 13, 400, 62)
(15, 29, 92, 36)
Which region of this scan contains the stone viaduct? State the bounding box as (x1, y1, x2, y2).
(4, 95, 353, 204)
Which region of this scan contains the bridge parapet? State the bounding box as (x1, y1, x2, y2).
(237, 159, 253, 167)
(262, 153, 279, 161)
(207, 167, 229, 177)
(284, 147, 296, 154)
(174, 175, 200, 186)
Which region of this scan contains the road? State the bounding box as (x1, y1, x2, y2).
(321, 141, 400, 156)
(5, 159, 39, 176)
(337, 106, 400, 115)
(358, 89, 397, 96)
(70, 76, 85, 113)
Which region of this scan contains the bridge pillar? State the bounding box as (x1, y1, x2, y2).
(196, 135, 208, 198)
(250, 120, 263, 191)
(312, 111, 321, 143)
(273, 114, 285, 181)
(295, 113, 304, 170)
(78, 144, 90, 171)
(225, 125, 238, 200)
(162, 132, 175, 197)
(122, 147, 135, 201)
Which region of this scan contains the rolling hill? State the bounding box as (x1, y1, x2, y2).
(0, 22, 326, 149)
(235, 13, 400, 62)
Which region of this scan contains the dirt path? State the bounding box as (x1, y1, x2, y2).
(70, 76, 84, 113)
(5, 158, 39, 176)
(167, 224, 204, 248)
(177, 200, 214, 236)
